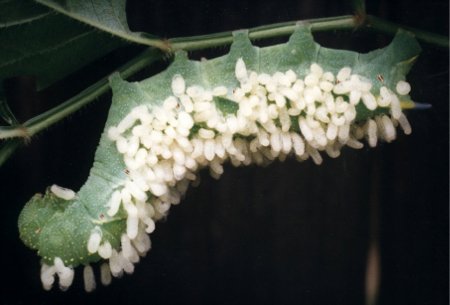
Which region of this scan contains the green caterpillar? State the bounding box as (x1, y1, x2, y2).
(18, 24, 421, 292)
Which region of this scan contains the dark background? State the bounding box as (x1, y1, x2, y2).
(1, 0, 448, 304)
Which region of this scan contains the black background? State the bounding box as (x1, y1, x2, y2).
(1, 0, 448, 304)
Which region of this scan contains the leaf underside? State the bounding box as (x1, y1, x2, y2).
(0, 0, 155, 164)
(0, 1, 128, 92)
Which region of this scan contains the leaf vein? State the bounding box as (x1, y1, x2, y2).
(0, 11, 53, 28)
(35, 0, 166, 49)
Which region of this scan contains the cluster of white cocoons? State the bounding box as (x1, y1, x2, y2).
(41, 258, 75, 291)
(40, 59, 413, 292)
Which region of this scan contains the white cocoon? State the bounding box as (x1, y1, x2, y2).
(100, 263, 112, 286)
(50, 185, 75, 201)
(98, 241, 113, 259)
(83, 265, 96, 293)
(87, 230, 102, 254)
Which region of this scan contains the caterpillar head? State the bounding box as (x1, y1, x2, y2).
(19, 186, 125, 283)
(19, 186, 92, 265)
(18, 188, 70, 253)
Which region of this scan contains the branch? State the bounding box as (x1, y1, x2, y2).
(169, 15, 357, 51)
(166, 14, 448, 51)
(0, 48, 163, 165)
(36, 0, 170, 51)
(367, 15, 449, 48)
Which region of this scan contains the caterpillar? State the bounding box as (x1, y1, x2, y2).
(18, 24, 421, 292)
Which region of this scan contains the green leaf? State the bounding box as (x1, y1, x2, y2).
(36, 0, 167, 49)
(0, 0, 127, 92)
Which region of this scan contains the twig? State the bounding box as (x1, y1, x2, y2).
(168, 16, 356, 51)
(0, 48, 163, 165)
(367, 15, 449, 48)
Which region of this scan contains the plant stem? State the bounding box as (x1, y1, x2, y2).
(0, 48, 162, 141)
(0, 140, 21, 166)
(169, 16, 356, 51)
(36, 0, 170, 51)
(367, 15, 449, 48)
(0, 48, 163, 165)
(27, 48, 163, 137)
(351, 0, 366, 16)
(167, 14, 448, 51)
